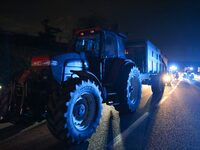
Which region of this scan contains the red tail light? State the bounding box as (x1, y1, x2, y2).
(31, 56, 50, 67)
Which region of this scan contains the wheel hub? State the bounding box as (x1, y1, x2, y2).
(72, 93, 96, 131)
(77, 104, 86, 117)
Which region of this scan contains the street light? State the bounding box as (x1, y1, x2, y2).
(169, 65, 177, 72)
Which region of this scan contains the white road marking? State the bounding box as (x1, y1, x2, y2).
(106, 81, 181, 149)
(0, 120, 46, 144)
(19, 120, 46, 133)
(158, 96, 168, 105)
(168, 89, 174, 95)
(158, 80, 180, 106)
(142, 93, 151, 99)
(107, 112, 149, 149)
(192, 81, 200, 91)
(0, 122, 13, 130)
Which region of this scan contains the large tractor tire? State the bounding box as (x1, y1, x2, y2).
(151, 75, 165, 94)
(115, 66, 142, 113)
(47, 79, 102, 144)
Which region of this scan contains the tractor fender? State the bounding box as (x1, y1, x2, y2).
(115, 59, 137, 88)
(70, 70, 104, 100)
(123, 59, 136, 68)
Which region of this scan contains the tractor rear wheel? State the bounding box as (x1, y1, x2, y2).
(114, 66, 142, 113)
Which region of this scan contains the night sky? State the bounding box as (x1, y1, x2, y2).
(1, 0, 200, 69)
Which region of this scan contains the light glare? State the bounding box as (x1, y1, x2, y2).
(169, 65, 177, 71)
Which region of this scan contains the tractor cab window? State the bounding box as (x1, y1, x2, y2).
(74, 34, 100, 56)
(103, 32, 117, 58)
(117, 36, 125, 58)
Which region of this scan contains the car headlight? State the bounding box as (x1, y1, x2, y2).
(163, 74, 171, 83)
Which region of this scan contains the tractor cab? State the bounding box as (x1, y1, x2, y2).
(74, 27, 126, 59)
(73, 27, 127, 83)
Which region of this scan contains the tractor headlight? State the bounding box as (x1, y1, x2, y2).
(64, 60, 89, 81)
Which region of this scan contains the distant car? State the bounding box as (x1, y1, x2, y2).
(189, 73, 194, 80)
(174, 72, 179, 79)
(183, 72, 188, 79)
(182, 72, 194, 80)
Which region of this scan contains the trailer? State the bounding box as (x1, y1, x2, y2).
(126, 40, 167, 92)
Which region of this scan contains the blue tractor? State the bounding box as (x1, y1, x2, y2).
(46, 27, 142, 143)
(0, 27, 148, 144)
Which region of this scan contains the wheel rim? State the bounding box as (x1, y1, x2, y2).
(72, 93, 96, 131)
(128, 76, 139, 104)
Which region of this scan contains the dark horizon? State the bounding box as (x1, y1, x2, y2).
(0, 0, 200, 69)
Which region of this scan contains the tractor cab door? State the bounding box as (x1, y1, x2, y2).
(74, 32, 101, 79)
(101, 31, 125, 87)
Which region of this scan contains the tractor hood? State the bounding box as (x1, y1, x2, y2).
(50, 52, 88, 84)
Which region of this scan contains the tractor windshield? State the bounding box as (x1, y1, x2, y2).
(74, 33, 100, 56)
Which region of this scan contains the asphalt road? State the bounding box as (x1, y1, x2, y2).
(0, 79, 200, 150)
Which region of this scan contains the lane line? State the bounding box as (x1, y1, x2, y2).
(19, 120, 46, 133)
(158, 80, 180, 106)
(107, 80, 181, 149)
(0, 120, 46, 144)
(142, 93, 151, 99)
(192, 81, 200, 91)
(0, 122, 13, 130)
(168, 85, 177, 95)
(158, 96, 168, 105)
(107, 112, 149, 149)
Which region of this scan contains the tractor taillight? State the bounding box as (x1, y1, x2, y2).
(31, 56, 50, 67)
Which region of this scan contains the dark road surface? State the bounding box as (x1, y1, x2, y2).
(0, 79, 200, 150)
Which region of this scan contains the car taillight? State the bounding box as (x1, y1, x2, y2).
(31, 56, 50, 67)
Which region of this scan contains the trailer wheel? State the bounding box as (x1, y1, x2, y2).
(151, 75, 165, 94)
(47, 79, 102, 144)
(115, 67, 142, 113)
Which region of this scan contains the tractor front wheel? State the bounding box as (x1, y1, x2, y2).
(47, 79, 102, 144)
